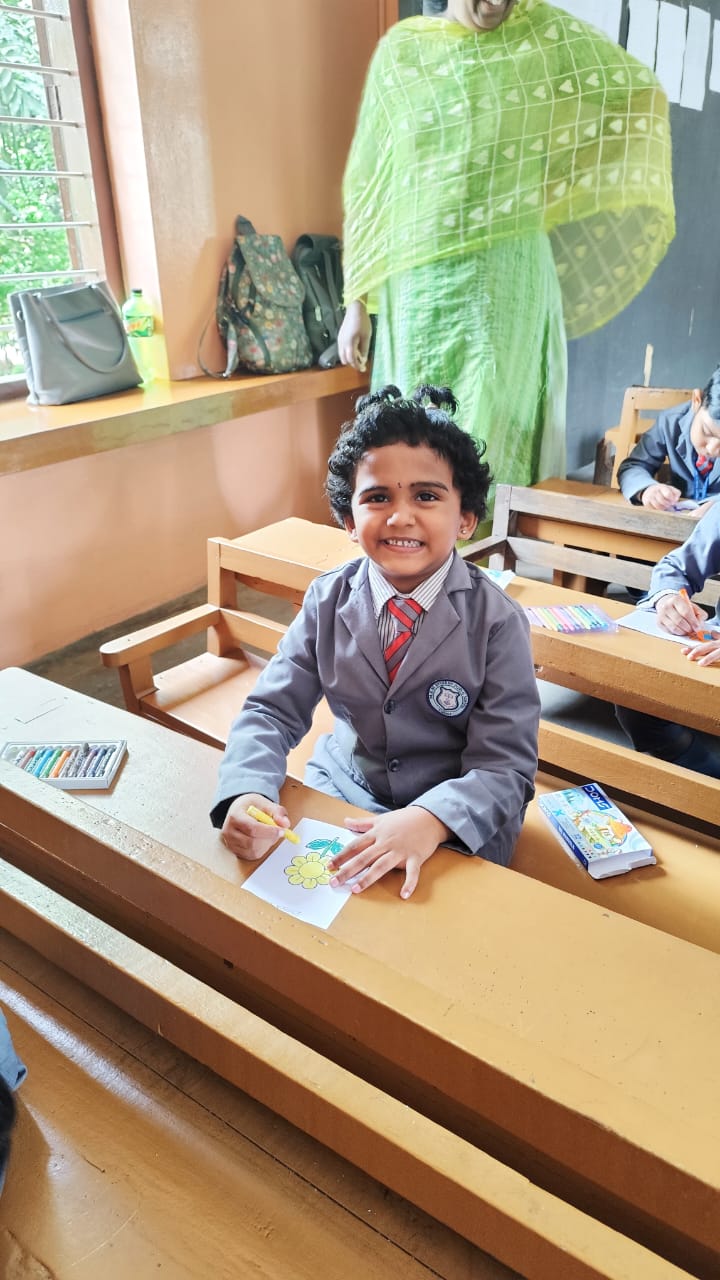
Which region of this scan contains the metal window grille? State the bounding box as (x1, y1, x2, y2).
(0, 0, 106, 380)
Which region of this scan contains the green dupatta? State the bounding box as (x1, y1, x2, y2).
(343, 1, 674, 339)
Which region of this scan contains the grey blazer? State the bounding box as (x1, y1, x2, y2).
(644, 500, 720, 624)
(617, 401, 720, 504)
(211, 554, 540, 866)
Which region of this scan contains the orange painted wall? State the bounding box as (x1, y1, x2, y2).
(3, 1, 386, 667)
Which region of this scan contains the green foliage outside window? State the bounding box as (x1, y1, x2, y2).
(1, 1, 76, 377)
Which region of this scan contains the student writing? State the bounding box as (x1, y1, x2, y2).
(617, 367, 720, 517)
(211, 385, 540, 898)
(615, 501, 720, 778)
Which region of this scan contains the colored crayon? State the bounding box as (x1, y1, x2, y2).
(17, 747, 38, 770)
(31, 747, 54, 777)
(59, 747, 80, 777)
(89, 746, 112, 777)
(50, 748, 72, 778)
(78, 746, 101, 778)
(40, 747, 63, 778)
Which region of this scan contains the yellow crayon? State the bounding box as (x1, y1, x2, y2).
(247, 804, 300, 843)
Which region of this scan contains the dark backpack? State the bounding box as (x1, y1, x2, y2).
(291, 234, 345, 367)
(202, 216, 313, 377)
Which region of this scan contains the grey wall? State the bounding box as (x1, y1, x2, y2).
(397, 1, 720, 468)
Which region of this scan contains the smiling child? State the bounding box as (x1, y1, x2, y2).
(211, 385, 540, 898)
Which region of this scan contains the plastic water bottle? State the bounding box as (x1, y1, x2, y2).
(122, 287, 155, 384)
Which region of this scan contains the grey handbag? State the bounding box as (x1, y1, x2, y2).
(9, 281, 141, 405)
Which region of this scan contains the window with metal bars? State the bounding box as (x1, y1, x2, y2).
(0, 0, 107, 386)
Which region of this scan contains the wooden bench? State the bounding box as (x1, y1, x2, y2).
(0, 918, 510, 1280)
(595, 385, 691, 486)
(0, 672, 718, 1276)
(99, 523, 355, 769)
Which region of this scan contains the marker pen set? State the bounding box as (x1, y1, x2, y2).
(1, 739, 127, 790)
(523, 604, 617, 633)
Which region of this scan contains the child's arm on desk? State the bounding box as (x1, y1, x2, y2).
(221, 794, 295, 860)
(327, 807, 450, 900)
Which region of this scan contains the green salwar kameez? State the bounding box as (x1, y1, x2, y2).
(372, 232, 567, 488)
(343, 2, 674, 486)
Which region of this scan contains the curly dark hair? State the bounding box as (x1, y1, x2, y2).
(326, 384, 492, 525)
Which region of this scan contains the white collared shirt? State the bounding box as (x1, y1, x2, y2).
(368, 553, 455, 652)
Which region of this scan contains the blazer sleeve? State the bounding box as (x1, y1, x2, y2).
(617, 420, 671, 501)
(647, 501, 720, 600)
(411, 606, 540, 863)
(210, 590, 323, 826)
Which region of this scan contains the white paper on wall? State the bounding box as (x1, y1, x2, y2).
(627, 0, 660, 71)
(655, 1, 687, 103)
(555, 0, 622, 42)
(709, 19, 720, 94)
(680, 7, 711, 111)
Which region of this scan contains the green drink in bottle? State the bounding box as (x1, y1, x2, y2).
(122, 288, 155, 384)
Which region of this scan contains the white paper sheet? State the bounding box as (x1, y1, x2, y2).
(709, 19, 720, 94)
(627, 0, 659, 71)
(554, 0, 622, 42)
(241, 816, 355, 928)
(616, 609, 717, 645)
(680, 7, 711, 111)
(655, 1, 687, 102)
(479, 566, 516, 590)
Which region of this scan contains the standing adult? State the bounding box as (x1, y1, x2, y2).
(338, 0, 675, 489)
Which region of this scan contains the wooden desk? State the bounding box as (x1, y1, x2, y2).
(525, 479, 697, 564)
(0, 366, 368, 475)
(507, 576, 720, 737)
(1, 669, 718, 1276)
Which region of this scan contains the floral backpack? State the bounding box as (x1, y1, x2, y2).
(202, 215, 312, 377)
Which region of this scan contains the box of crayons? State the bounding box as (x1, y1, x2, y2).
(538, 782, 655, 879)
(524, 603, 617, 633)
(1, 740, 127, 790)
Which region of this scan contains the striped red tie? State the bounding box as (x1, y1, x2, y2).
(696, 453, 713, 476)
(384, 596, 423, 683)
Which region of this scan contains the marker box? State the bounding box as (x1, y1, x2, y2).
(538, 782, 655, 879)
(1, 739, 127, 790)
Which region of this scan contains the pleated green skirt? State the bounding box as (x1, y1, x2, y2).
(371, 232, 567, 494)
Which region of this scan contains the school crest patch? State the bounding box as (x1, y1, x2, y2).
(427, 679, 469, 717)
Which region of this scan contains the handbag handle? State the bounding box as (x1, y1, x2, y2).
(37, 284, 130, 374)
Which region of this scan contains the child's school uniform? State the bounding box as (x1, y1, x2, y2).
(616, 502, 720, 777)
(642, 498, 720, 620)
(617, 401, 720, 505)
(211, 554, 540, 866)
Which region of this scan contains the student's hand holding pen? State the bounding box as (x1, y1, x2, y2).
(327, 805, 450, 900)
(221, 793, 296, 860)
(641, 482, 681, 510)
(656, 588, 707, 636)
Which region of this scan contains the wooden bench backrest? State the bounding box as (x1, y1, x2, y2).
(462, 484, 694, 594)
(605, 386, 692, 486)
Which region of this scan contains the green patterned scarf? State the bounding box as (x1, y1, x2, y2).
(343, 1, 674, 338)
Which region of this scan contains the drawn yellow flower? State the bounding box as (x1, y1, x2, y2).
(284, 853, 332, 890)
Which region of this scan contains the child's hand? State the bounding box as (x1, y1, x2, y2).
(641, 483, 681, 510)
(689, 499, 715, 521)
(327, 806, 450, 900)
(681, 636, 720, 666)
(655, 592, 706, 636)
(221, 793, 292, 861)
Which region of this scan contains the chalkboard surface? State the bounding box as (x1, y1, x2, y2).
(394, 1, 719, 468)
